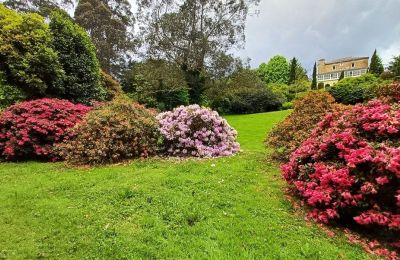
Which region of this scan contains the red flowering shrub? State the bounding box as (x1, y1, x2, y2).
(282, 100, 399, 246)
(0, 98, 90, 161)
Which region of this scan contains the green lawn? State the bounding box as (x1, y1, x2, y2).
(0, 110, 368, 259)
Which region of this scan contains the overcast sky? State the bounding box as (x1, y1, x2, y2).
(236, 0, 400, 72)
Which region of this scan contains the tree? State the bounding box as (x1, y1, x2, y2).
(369, 49, 384, 76)
(389, 55, 400, 77)
(288, 57, 308, 85)
(257, 55, 289, 85)
(311, 62, 317, 90)
(136, 0, 260, 104)
(0, 5, 64, 99)
(49, 10, 106, 104)
(288, 57, 298, 85)
(74, 0, 135, 78)
(3, 0, 73, 16)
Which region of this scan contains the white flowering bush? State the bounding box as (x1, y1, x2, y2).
(157, 105, 240, 157)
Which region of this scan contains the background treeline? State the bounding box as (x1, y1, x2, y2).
(1, 1, 400, 114)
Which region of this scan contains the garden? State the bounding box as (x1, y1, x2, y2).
(1, 2, 400, 259)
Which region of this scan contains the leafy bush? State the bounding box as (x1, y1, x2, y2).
(257, 55, 289, 84)
(49, 10, 106, 104)
(282, 100, 400, 246)
(206, 69, 283, 114)
(0, 72, 26, 109)
(376, 81, 400, 103)
(328, 74, 388, 104)
(267, 91, 348, 161)
(100, 70, 123, 101)
(157, 105, 240, 157)
(58, 100, 160, 165)
(0, 5, 64, 99)
(123, 60, 189, 111)
(0, 98, 90, 161)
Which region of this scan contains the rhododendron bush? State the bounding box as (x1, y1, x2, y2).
(157, 105, 240, 157)
(283, 100, 399, 246)
(0, 98, 90, 160)
(58, 100, 160, 165)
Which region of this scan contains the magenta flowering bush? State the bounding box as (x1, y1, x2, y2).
(157, 104, 240, 157)
(282, 99, 399, 246)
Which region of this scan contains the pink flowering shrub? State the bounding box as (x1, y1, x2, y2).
(282, 99, 399, 245)
(0, 98, 90, 161)
(157, 105, 240, 157)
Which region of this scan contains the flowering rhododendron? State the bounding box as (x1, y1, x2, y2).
(282, 99, 400, 246)
(157, 105, 240, 157)
(0, 98, 90, 161)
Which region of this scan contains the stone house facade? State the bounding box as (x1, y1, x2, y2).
(317, 57, 369, 86)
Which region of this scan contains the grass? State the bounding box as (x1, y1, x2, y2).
(0, 110, 368, 259)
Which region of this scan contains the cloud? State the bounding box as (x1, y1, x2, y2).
(237, 0, 400, 72)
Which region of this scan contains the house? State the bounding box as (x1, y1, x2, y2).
(317, 57, 369, 86)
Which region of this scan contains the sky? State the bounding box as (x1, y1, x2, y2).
(236, 0, 400, 72)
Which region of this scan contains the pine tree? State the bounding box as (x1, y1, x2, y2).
(369, 49, 384, 76)
(288, 57, 298, 85)
(311, 62, 317, 90)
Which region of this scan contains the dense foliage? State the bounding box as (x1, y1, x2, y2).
(123, 60, 189, 111)
(257, 55, 289, 85)
(0, 5, 64, 99)
(267, 91, 347, 161)
(389, 55, 400, 78)
(0, 98, 90, 161)
(376, 81, 400, 103)
(328, 74, 388, 105)
(58, 100, 160, 165)
(207, 69, 283, 114)
(49, 10, 106, 104)
(369, 49, 384, 76)
(282, 100, 400, 247)
(157, 105, 240, 157)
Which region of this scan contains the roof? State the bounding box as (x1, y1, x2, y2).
(322, 56, 369, 65)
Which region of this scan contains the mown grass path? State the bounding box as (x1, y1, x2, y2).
(0, 111, 367, 259)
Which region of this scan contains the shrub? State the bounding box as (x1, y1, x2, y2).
(376, 81, 400, 103)
(157, 105, 240, 157)
(328, 74, 388, 104)
(0, 72, 26, 109)
(0, 98, 90, 161)
(206, 69, 283, 114)
(49, 10, 106, 104)
(282, 100, 400, 246)
(122, 59, 189, 111)
(58, 100, 160, 165)
(0, 5, 64, 99)
(100, 70, 123, 101)
(267, 91, 348, 161)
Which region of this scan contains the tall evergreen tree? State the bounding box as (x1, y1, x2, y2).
(74, 0, 135, 78)
(389, 55, 400, 77)
(288, 57, 298, 85)
(311, 62, 317, 90)
(369, 49, 384, 76)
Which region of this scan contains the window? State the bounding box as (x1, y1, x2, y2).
(352, 63, 355, 68)
(333, 65, 336, 70)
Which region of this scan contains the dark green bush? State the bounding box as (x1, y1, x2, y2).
(49, 10, 106, 104)
(58, 99, 160, 165)
(123, 60, 189, 111)
(0, 5, 64, 99)
(206, 69, 283, 114)
(328, 73, 388, 104)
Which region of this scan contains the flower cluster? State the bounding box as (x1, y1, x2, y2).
(157, 105, 240, 157)
(0, 98, 90, 160)
(282, 99, 399, 245)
